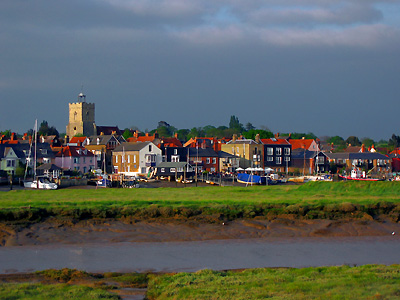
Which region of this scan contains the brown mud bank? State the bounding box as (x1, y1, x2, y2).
(1, 216, 399, 247)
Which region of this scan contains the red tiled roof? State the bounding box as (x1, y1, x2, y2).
(56, 146, 94, 157)
(288, 139, 315, 150)
(70, 137, 87, 143)
(261, 138, 290, 145)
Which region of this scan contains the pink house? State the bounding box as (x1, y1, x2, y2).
(55, 146, 95, 174)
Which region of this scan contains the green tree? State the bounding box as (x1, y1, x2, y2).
(0, 130, 12, 138)
(245, 122, 255, 131)
(243, 129, 273, 140)
(327, 136, 345, 146)
(38, 120, 59, 137)
(361, 137, 375, 148)
(122, 129, 133, 140)
(176, 129, 190, 141)
(345, 136, 361, 146)
(229, 115, 244, 132)
(388, 134, 400, 148)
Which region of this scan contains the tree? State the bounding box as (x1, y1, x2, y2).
(327, 136, 345, 146)
(38, 120, 59, 137)
(0, 130, 12, 138)
(122, 129, 133, 140)
(361, 137, 375, 148)
(345, 136, 361, 146)
(176, 129, 190, 141)
(245, 122, 255, 131)
(243, 129, 273, 140)
(228, 115, 244, 133)
(388, 134, 400, 148)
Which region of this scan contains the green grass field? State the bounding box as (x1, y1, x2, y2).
(0, 283, 118, 300)
(147, 265, 400, 300)
(1, 181, 400, 222)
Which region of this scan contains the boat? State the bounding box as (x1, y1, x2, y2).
(338, 168, 381, 181)
(23, 120, 58, 189)
(24, 176, 58, 190)
(237, 173, 272, 185)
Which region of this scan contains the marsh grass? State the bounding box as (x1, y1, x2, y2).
(0, 282, 119, 300)
(1, 182, 400, 222)
(146, 265, 400, 300)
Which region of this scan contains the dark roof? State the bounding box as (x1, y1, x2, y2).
(96, 126, 122, 136)
(37, 163, 62, 171)
(218, 151, 236, 158)
(156, 162, 191, 168)
(291, 149, 326, 160)
(0, 143, 54, 160)
(227, 139, 259, 145)
(188, 147, 218, 157)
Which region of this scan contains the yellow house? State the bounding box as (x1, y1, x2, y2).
(112, 142, 162, 176)
(220, 135, 263, 169)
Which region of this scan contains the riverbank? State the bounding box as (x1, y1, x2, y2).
(1, 217, 398, 247)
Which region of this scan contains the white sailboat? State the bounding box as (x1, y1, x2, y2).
(23, 120, 58, 190)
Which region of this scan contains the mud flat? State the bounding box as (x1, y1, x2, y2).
(1, 217, 399, 247)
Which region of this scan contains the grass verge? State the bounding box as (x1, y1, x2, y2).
(147, 265, 400, 299)
(0, 182, 400, 223)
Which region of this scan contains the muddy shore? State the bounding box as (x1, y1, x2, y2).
(1, 217, 398, 247)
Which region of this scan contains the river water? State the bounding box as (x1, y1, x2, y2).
(1, 236, 399, 274)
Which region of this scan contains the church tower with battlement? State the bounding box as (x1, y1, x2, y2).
(66, 92, 96, 138)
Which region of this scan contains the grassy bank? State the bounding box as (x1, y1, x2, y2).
(1, 182, 400, 223)
(147, 265, 400, 299)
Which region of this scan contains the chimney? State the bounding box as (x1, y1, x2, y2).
(65, 135, 69, 144)
(29, 135, 32, 145)
(11, 132, 16, 141)
(77, 140, 82, 147)
(112, 131, 116, 135)
(275, 132, 279, 138)
(255, 134, 260, 144)
(175, 133, 178, 139)
(23, 133, 28, 140)
(145, 133, 149, 137)
(154, 131, 159, 139)
(100, 132, 104, 136)
(134, 131, 138, 138)
(361, 144, 366, 153)
(232, 134, 237, 142)
(302, 137, 305, 139)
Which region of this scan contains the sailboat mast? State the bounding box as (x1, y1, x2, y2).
(34, 119, 37, 178)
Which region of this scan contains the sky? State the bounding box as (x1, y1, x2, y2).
(1, 0, 400, 141)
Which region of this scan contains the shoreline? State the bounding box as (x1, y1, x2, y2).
(1, 217, 398, 247)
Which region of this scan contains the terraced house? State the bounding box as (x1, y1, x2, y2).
(112, 142, 162, 176)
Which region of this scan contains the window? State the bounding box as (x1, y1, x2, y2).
(170, 168, 176, 172)
(212, 157, 216, 164)
(276, 157, 282, 164)
(284, 157, 290, 162)
(128, 155, 130, 163)
(206, 157, 210, 164)
(174, 149, 178, 155)
(83, 167, 87, 173)
(172, 155, 179, 162)
(267, 157, 273, 162)
(211, 167, 215, 172)
(74, 157, 80, 164)
(177, 167, 183, 172)
(284, 148, 290, 155)
(43, 158, 50, 163)
(41, 149, 47, 155)
(267, 147, 273, 155)
(116, 155, 118, 163)
(133, 155, 136, 163)
(149, 144, 152, 152)
(6, 160, 15, 167)
(161, 168, 165, 173)
(83, 157, 86, 163)
(276, 148, 282, 155)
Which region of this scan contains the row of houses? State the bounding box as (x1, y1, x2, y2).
(0, 129, 394, 178)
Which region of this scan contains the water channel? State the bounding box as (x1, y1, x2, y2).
(1, 236, 399, 274)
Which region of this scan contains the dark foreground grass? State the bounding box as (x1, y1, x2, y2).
(0, 283, 119, 300)
(147, 265, 400, 300)
(1, 181, 400, 223)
